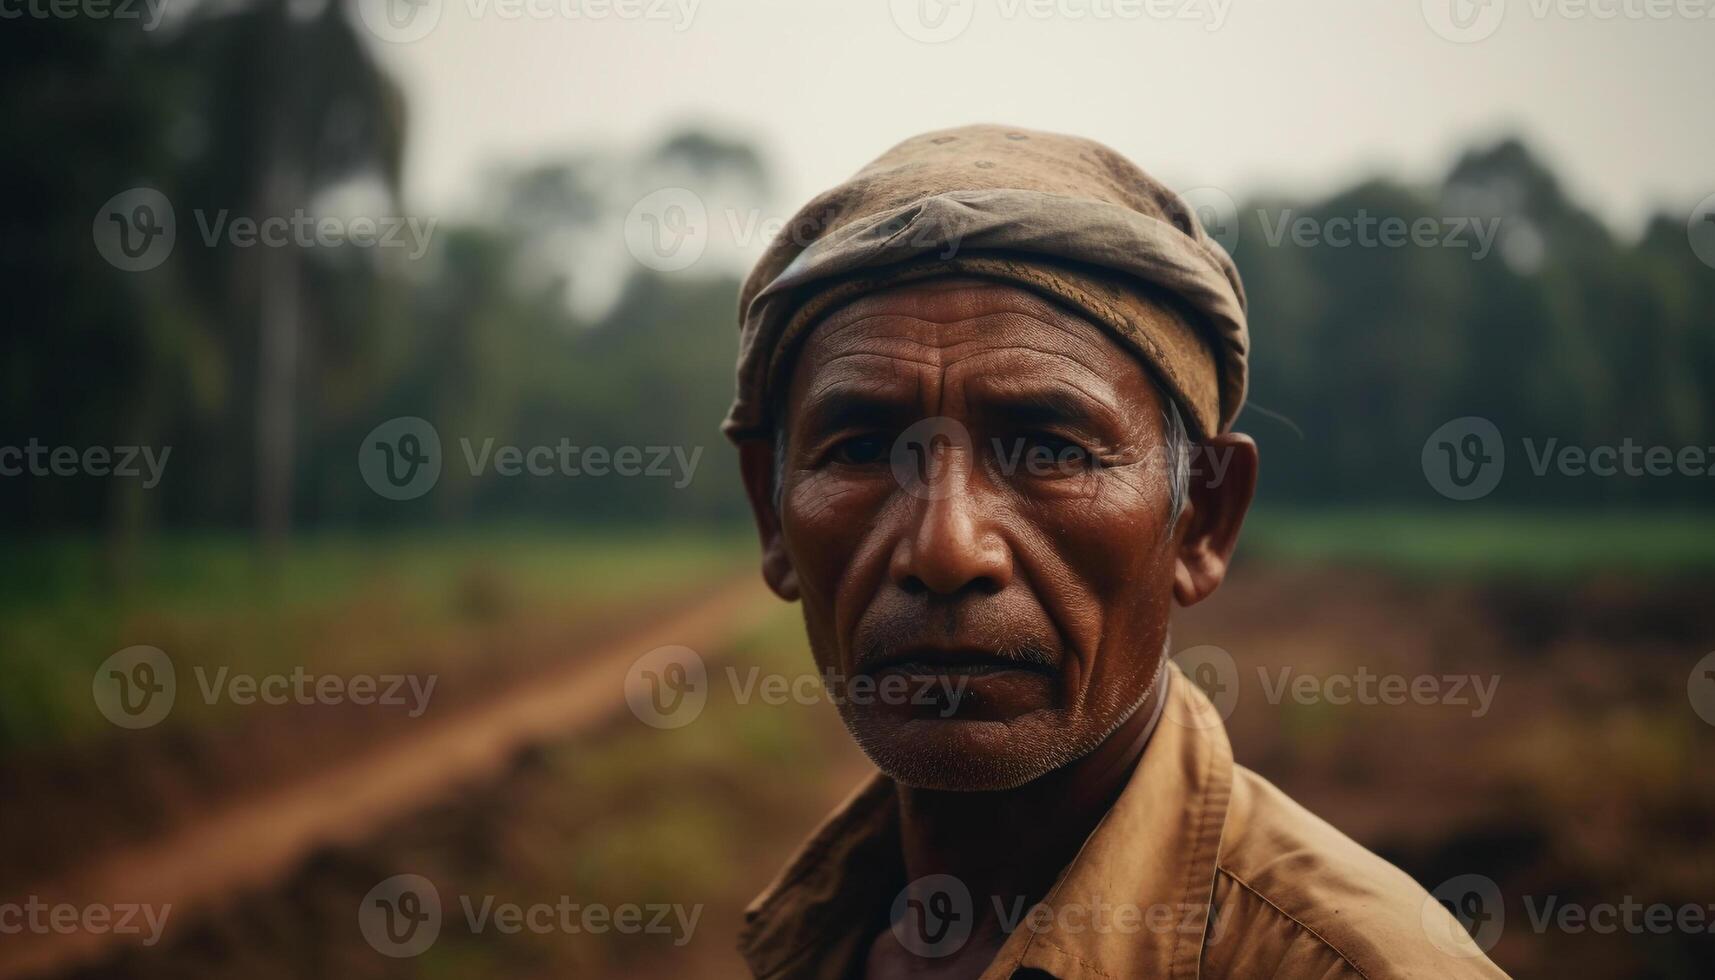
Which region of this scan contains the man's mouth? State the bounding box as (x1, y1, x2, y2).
(860, 648, 1058, 679)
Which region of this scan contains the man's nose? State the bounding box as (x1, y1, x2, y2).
(889, 451, 1013, 596)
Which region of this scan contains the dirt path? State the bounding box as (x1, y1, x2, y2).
(0, 578, 779, 980)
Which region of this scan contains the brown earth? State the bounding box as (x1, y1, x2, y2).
(8, 562, 1715, 979)
(0, 578, 781, 980)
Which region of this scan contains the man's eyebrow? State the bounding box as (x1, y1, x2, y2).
(793, 384, 916, 433)
(973, 383, 1125, 431)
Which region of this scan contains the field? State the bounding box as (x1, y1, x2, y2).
(3, 512, 1713, 979)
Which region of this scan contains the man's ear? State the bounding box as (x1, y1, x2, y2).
(738, 438, 800, 601)
(1173, 432, 1258, 607)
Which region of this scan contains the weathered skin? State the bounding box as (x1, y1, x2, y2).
(737, 277, 1258, 980)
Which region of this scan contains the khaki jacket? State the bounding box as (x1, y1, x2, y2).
(737, 664, 1509, 979)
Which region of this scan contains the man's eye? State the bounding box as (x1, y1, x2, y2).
(1018, 433, 1092, 475)
(830, 434, 890, 466)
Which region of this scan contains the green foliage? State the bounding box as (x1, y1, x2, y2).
(0, 528, 751, 749)
(1241, 508, 1715, 577)
(1238, 140, 1715, 508)
(5, 26, 1709, 537)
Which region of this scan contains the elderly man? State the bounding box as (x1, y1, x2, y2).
(724, 125, 1505, 979)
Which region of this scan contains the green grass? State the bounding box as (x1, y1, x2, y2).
(1242, 507, 1715, 577)
(0, 526, 755, 750)
(5, 510, 1709, 750)
(0, 525, 753, 613)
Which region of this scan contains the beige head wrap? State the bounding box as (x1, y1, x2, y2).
(724, 124, 1249, 441)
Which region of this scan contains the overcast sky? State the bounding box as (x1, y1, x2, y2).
(358, 0, 1713, 237)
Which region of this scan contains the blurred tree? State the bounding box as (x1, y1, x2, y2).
(166, 0, 406, 560)
(6, 41, 1710, 541)
(0, 0, 407, 573)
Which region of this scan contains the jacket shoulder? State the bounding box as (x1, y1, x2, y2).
(1202, 765, 1510, 979)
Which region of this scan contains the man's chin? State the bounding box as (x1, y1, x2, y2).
(842, 712, 1100, 792)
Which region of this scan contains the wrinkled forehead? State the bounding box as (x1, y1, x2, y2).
(782, 278, 1166, 427)
(795, 278, 1145, 381)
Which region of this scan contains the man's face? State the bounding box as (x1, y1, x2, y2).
(771, 278, 1186, 791)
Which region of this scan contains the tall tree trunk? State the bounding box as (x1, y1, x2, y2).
(254, 5, 302, 570)
(255, 162, 302, 566)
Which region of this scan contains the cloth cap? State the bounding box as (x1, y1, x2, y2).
(725, 123, 1249, 441)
